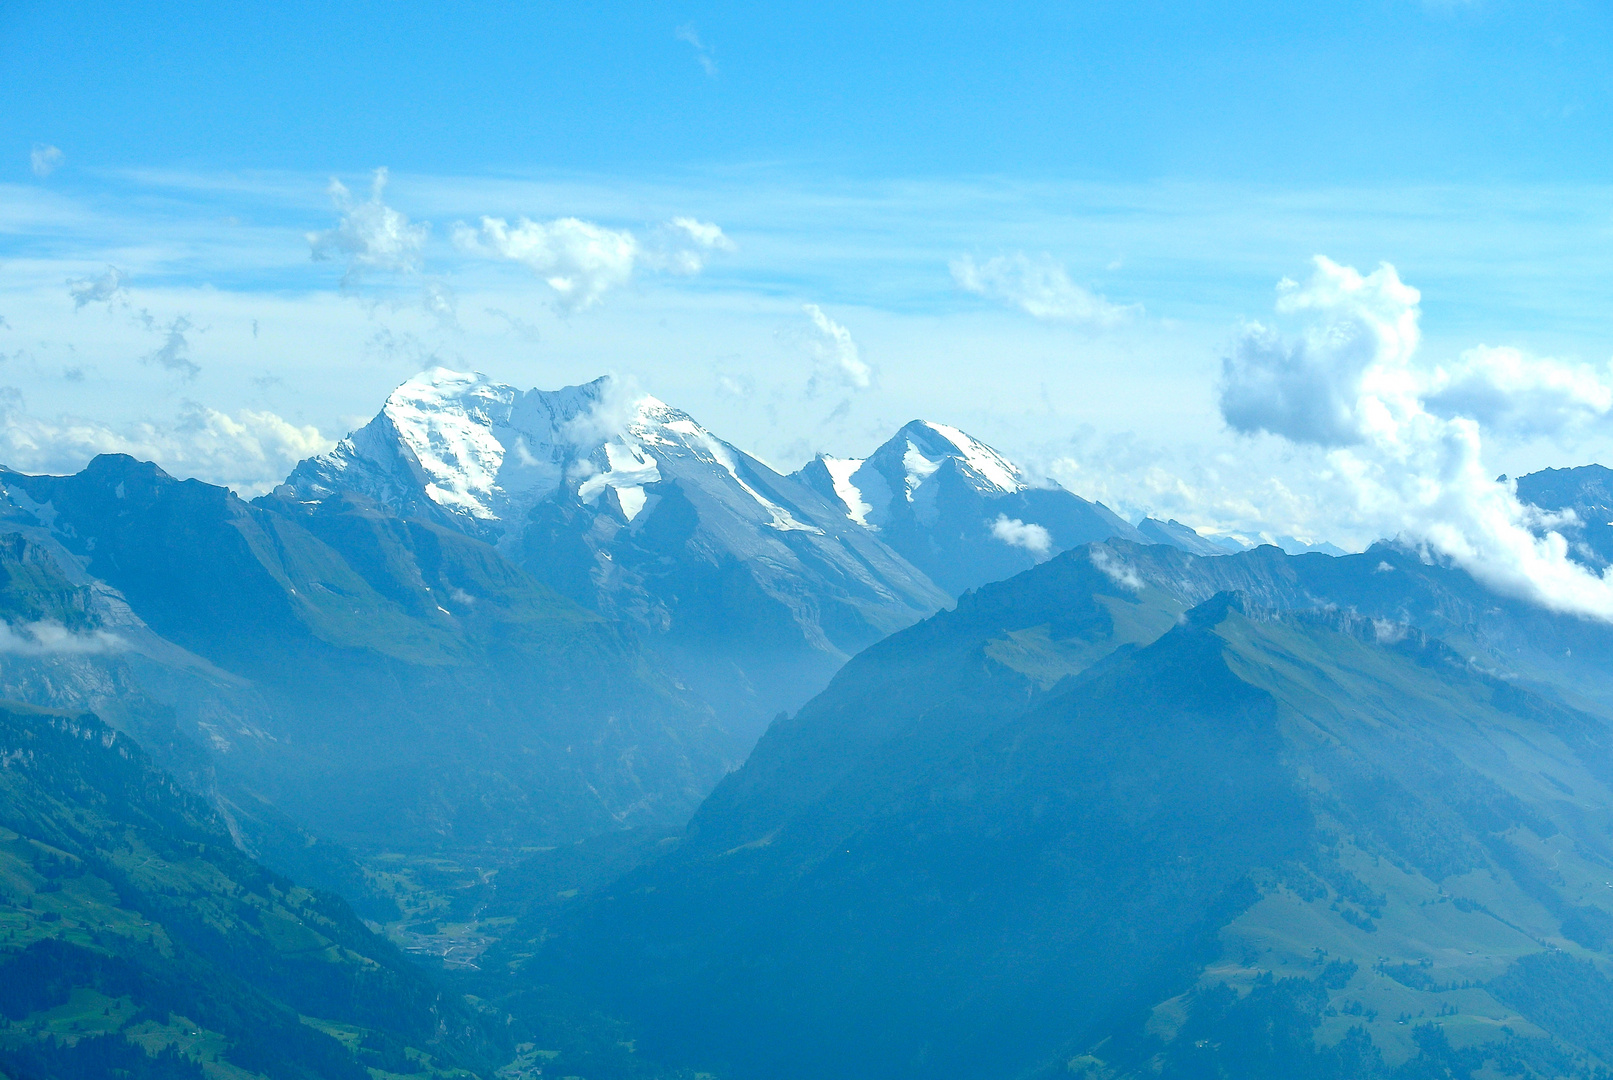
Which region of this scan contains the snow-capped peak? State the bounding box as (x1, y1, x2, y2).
(380, 368, 524, 520)
(285, 368, 828, 536)
(905, 421, 1025, 495)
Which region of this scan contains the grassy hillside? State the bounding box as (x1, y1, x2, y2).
(0, 699, 508, 1080)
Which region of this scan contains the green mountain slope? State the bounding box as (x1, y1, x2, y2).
(0, 698, 507, 1080)
(521, 546, 1613, 1080)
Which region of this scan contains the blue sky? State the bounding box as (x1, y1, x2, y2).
(5, 0, 1613, 550)
(7, 1, 1611, 182)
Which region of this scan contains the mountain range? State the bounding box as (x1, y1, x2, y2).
(0, 368, 1220, 863)
(3, 368, 1613, 1080)
(283, 369, 1231, 734)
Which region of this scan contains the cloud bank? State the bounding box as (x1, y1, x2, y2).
(0, 393, 331, 497)
(0, 620, 124, 656)
(1219, 255, 1613, 622)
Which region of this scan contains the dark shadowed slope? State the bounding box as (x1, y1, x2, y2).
(0, 454, 736, 853)
(521, 542, 1613, 1080)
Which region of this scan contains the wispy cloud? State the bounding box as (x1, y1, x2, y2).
(142, 315, 199, 380)
(29, 144, 63, 179)
(951, 253, 1139, 326)
(676, 24, 718, 76)
(67, 266, 128, 310)
(802, 304, 872, 390)
(308, 168, 428, 285)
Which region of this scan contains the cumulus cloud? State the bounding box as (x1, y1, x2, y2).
(142, 316, 199, 379)
(803, 304, 872, 390)
(1424, 345, 1613, 438)
(951, 253, 1139, 326)
(68, 266, 128, 310)
(308, 168, 428, 285)
(0, 393, 330, 496)
(0, 620, 124, 656)
(29, 144, 63, 178)
(456, 217, 635, 311)
(676, 24, 718, 76)
(1219, 258, 1419, 446)
(990, 514, 1053, 557)
(1218, 255, 1613, 622)
(455, 215, 731, 311)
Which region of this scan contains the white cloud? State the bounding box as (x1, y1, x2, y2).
(1219, 255, 1613, 622)
(0, 620, 124, 656)
(0, 393, 331, 496)
(1090, 546, 1143, 590)
(558, 374, 651, 450)
(676, 24, 718, 76)
(802, 304, 872, 390)
(650, 217, 735, 274)
(1424, 345, 1613, 438)
(421, 279, 458, 327)
(457, 216, 636, 311)
(951, 253, 1139, 326)
(29, 145, 63, 179)
(1218, 258, 1419, 446)
(308, 168, 428, 285)
(991, 514, 1053, 557)
(456, 215, 730, 311)
(67, 266, 128, 310)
